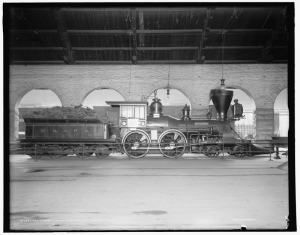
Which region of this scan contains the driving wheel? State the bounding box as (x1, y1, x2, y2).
(158, 129, 187, 158)
(122, 130, 151, 158)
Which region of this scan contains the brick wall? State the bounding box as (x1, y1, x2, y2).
(9, 64, 288, 141)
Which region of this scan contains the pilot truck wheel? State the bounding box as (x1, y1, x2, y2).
(233, 145, 247, 158)
(206, 145, 220, 158)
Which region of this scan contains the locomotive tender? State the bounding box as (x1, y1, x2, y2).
(19, 88, 270, 159)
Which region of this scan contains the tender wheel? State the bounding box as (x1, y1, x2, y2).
(95, 145, 111, 159)
(29, 154, 43, 159)
(95, 153, 109, 159)
(76, 152, 91, 159)
(233, 145, 247, 158)
(74, 145, 90, 159)
(158, 129, 187, 158)
(206, 145, 220, 158)
(122, 130, 151, 158)
(49, 154, 61, 159)
(25, 145, 44, 159)
(49, 146, 64, 159)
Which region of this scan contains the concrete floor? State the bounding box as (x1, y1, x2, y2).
(9, 152, 289, 231)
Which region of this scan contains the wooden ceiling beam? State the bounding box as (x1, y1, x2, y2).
(56, 7, 207, 12)
(12, 46, 284, 51)
(136, 7, 284, 12)
(137, 60, 287, 64)
(11, 59, 287, 64)
(10, 29, 58, 34)
(10, 29, 279, 35)
(204, 46, 265, 49)
(11, 60, 131, 64)
(12, 7, 285, 12)
(11, 7, 131, 12)
(51, 8, 75, 64)
(11, 61, 66, 64)
(138, 47, 197, 50)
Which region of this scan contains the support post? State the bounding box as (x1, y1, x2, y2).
(222, 134, 224, 160)
(82, 144, 84, 160)
(269, 148, 273, 161)
(274, 145, 281, 159)
(34, 144, 38, 162)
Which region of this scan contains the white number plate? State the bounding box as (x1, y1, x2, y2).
(127, 119, 139, 127)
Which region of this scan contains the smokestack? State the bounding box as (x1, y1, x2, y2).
(210, 89, 233, 121)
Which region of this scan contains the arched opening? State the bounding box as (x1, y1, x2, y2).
(18, 89, 62, 138)
(147, 89, 191, 118)
(82, 89, 125, 124)
(274, 88, 289, 137)
(209, 88, 256, 139)
(83, 89, 125, 108)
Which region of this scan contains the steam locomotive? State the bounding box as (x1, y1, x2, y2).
(19, 89, 270, 159)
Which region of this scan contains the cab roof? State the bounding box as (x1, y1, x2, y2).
(106, 101, 148, 107)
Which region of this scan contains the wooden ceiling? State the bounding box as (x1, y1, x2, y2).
(7, 4, 293, 65)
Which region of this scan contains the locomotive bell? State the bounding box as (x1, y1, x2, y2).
(210, 89, 233, 121)
(181, 104, 191, 120)
(149, 97, 163, 117)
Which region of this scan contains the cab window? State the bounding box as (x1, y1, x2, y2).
(121, 106, 133, 118)
(134, 106, 145, 119)
(121, 106, 145, 118)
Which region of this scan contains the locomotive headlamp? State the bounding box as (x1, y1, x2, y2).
(139, 121, 145, 126)
(121, 121, 127, 126)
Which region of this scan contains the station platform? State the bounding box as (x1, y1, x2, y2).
(8, 152, 289, 231)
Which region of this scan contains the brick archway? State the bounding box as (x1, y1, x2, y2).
(10, 89, 62, 142)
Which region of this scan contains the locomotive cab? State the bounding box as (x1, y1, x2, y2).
(106, 101, 148, 129)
